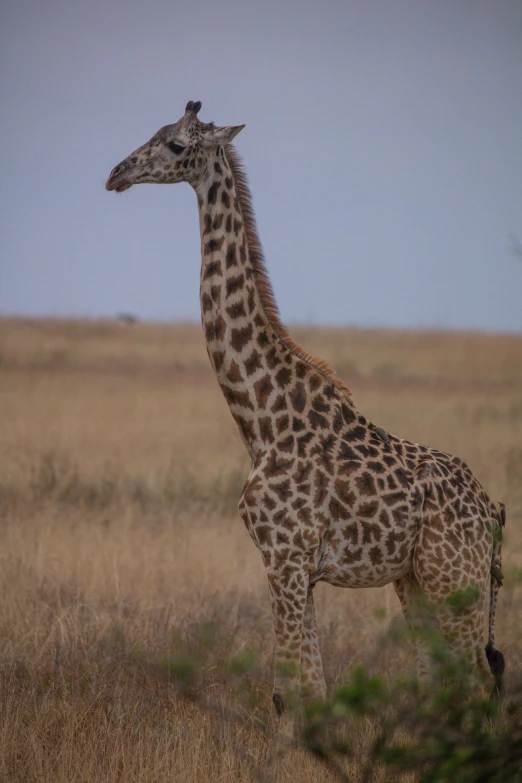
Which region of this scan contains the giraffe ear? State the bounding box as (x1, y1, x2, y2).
(201, 124, 245, 147)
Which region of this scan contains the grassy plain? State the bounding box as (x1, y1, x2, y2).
(0, 317, 521, 782)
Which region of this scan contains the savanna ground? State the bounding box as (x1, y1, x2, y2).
(0, 318, 521, 782)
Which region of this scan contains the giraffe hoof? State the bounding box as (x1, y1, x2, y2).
(272, 693, 285, 717)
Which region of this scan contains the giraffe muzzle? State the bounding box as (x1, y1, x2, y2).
(106, 163, 132, 193)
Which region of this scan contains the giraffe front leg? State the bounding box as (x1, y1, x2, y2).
(301, 587, 326, 702)
(267, 564, 309, 723)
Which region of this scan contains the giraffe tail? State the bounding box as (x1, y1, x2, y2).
(485, 502, 506, 698)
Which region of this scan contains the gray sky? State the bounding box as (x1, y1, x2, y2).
(1, 0, 521, 330)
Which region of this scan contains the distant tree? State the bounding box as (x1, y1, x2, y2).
(116, 313, 139, 324)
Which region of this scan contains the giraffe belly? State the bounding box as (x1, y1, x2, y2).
(313, 515, 417, 589)
(315, 554, 412, 589)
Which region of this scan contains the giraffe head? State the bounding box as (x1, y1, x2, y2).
(106, 101, 244, 193)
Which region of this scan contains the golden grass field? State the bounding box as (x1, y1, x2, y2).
(0, 317, 521, 782)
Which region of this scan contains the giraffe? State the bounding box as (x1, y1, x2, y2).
(106, 100, 505, 714)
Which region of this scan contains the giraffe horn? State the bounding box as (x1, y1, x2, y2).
(185, 100, 202, 116)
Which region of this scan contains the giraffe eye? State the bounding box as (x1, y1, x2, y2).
(167, 141, 185, 155)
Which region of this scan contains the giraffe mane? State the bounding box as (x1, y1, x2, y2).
(224, 145, 352, 399)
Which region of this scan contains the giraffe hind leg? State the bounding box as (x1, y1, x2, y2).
(432, 602, 496, 700)
(396, 573, 495, 697)
(394, 573, 441, 688)
(413, 513, 496, 698)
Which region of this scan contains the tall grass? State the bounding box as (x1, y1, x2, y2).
(0, 318, 520, 781)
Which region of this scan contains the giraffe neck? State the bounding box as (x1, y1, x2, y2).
(195, 146, 272, 458)
(195, 145, 351, 460)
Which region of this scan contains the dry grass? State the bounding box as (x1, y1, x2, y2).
(0, 317, 521, 782)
